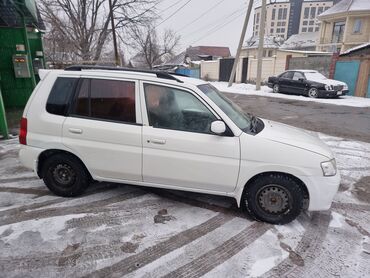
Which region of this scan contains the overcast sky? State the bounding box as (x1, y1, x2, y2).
(155, 0, 256, 55)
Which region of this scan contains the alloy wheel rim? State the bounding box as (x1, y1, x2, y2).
(309, 88, 318, 98)
(273, 85, 279, 93)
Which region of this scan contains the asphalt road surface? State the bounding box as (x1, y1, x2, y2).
(226, 93, 370, 143)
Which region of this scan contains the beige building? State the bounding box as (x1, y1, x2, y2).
(253, 0, 334, 40)
(317, 0, 370, 53)
(254, 2, 291, 39)
(300, 1, 333, 33)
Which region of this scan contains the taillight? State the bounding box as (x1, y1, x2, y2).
(19, 117, 27, 145)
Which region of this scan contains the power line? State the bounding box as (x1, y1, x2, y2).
(156, 0, 193, 27)
(159, 0, 184, 14)
(182, 5, 245, 40)
(176, 0, 228, 32)
(189, 10, 246, 45)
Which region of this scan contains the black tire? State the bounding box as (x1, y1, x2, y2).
(308, 87, 319, 98)
(272, 83, 280, 94)
(42, 153, 90, 197)
(242, 173, 304, 224)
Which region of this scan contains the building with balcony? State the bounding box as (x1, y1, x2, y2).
(317, 0, 370, 53)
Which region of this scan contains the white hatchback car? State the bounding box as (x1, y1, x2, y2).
(19, 66, 340, 224)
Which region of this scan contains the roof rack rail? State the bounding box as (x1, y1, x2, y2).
(64, 65, 184, 83)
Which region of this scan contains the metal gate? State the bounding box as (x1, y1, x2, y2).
(219, 58, 235, 82)
(334, 60, 360, 96)
(241, 58, 248, 83)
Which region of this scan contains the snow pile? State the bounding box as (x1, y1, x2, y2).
(212, 82, 370, 108)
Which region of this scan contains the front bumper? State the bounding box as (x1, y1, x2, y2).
(318, 89, 348, 98)
(299, 171, 341, 211)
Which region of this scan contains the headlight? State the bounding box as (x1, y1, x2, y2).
(325, 84, 332, 91)
(343, 84, 348, 90)
(321, 159, 337, 176)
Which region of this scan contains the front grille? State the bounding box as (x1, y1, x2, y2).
(333, 85, 344, 91)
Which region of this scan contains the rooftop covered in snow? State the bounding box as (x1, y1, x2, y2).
(318, 0, 370, 19)
(280, 32, 319, 50)
(340, 42, 370, 56)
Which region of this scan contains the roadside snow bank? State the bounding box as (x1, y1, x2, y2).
(211, 82, 370, 108)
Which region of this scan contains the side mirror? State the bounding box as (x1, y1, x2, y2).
(298, 78, 305, 82)
(211, 121, 226, 135)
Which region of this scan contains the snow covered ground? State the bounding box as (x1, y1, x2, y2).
(0, 134, 369, 277)
(212, 82, 370, 108)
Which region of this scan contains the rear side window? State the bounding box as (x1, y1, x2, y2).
(73, 79, 136, 123)
(46, 77, 78, 116)
(280, 72, 293, 79)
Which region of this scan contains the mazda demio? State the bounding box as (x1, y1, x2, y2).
(19, 66, 340, 224)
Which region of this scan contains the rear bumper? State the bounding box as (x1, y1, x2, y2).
(19, 145, 44, 174)
(299, 172, 341, 211)
(267, 82, 274, 88)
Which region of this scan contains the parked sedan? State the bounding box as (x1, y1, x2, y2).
(267, 70, 349, 98)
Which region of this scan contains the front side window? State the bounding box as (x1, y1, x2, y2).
(73, 78, 136, 123)
(144, 84, 216, 134)
(46, 77, 78, 116)
(293, 72, 305, 81)
(198, 84, 252, 132)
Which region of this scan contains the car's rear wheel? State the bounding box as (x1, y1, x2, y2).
(42, 153, 90, 197)
(242, 173, 304, 224)
(308, 87, 319, 98)
(273, 84, 280, 93)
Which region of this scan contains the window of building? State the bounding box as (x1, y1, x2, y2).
(302, 27, 307, 32)
(315, 27, 319, 32)
(271, 22, 274, 26)
(353, 19, 362, 33)
(144, 84, 216, 134)
(332, 21, 345, 43)
(46, 77, 79, 116)
(324, 7, 329, 11)
(310, 7, 316, 19)
(282, 21, 286, 26)
(270, 28, 274, 33)
(309, 20, 315, 25)
(256, 12, 260, 24)
(73, 79, 136, 123)
(277, 28, 281, 33)
(318, 7, 323, 14)
(303, 20, 308, 26)
(304, 7, 309, 19)
(308, 27, 313, 32)
(272, 8, 276, 20)
(278, 8, 283, 20)
(277, 21, 281, 26)
(282, 8, 288, 20)
(281, 28, 285, 33)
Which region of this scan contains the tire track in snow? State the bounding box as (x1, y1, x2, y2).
(0, 186, 50, 196)
(0, 176, 39, 184)
(162, 222, 271, 278)
(332, 202, 370, 212)
(0, 190, 146, 226)
(84, 213, 235, 278)
(261, 212, 331, 278)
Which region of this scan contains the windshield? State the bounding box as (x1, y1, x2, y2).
(197, 84, 251, 131)
(304, 72, 327, 81)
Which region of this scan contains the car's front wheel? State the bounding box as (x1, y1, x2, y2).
(242, 173, 304, 224)
(273, 84, 280, 93)
(42, 153, 90, 197)
(308, 87, 319, 98)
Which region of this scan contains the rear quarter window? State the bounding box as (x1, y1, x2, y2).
(46, 77, 78, 116)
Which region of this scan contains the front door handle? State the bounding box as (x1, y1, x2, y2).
(148, 139, 166, 145)
(68, 128, 83, 134)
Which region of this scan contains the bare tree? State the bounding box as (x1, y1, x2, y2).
(39, 0, 158, 62)
(128, 25, 180, 69)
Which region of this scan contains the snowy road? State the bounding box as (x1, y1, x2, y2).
(0, 134, 369, 278)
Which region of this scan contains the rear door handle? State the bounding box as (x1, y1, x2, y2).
(68, 128, 83, 134)
(148, 139, 166, 145)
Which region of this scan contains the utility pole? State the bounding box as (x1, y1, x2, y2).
(108, 0, 120, 66)
(228, 0, 254, 87)
(256, 0, 267, 90)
